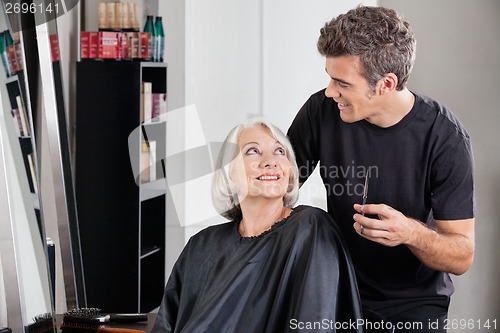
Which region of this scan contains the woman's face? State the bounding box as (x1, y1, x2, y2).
(230, 125, 292, 204)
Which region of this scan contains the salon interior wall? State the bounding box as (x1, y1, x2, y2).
(379, 0, 500, 327)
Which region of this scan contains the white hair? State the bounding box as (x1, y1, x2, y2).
(211, 118, 299, 220)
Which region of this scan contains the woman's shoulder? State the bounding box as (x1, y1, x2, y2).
(292, 205, 332, 220)
(289, 206, 347, 247)
(290, 205, 342, 232)
(188, 220, 236, 245)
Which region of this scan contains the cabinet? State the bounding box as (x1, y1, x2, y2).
(75, 61, 167, 313)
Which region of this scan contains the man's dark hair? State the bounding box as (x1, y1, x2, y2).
(317, 6, 416, 90)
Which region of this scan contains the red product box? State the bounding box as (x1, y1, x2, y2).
(89, 32, 99, 59)
(81, 31, 90, 59)
(130, 32, 139, 59)
(98, 31, 121, 59)
(14, 43, 24, 71)
(50, 34, 60, 62)
(120, 31, 131, 59)
(7, 45, 19, 73)
(139, 32, 151, 60)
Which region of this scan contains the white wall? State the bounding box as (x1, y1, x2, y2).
(186, 0, 262, 141)
(379, 0, 500, 330)
(184, 0, 376, 145)
(262, 0, 373, 130)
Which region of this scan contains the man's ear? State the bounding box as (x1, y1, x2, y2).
(379, 73, 398, 95)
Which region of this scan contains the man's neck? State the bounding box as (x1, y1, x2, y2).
(366, 88, 415, 128)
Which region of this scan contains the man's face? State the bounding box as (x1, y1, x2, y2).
(324, 55, 381, 123)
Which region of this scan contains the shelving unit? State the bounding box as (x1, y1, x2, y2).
(75, 61, 167, 313)
(3, 73, 41, 232)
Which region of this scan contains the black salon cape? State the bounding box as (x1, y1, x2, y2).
(152, 205, 363, 333)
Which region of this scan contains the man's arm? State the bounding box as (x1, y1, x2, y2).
(353, 203, 475, 275)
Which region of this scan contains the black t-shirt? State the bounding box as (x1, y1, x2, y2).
(287, 89, 475, 312)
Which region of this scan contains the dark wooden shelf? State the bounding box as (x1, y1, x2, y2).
(76, 61, 167, 313)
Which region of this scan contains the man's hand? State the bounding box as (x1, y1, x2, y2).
(353, 203, 475, 275)
(352, 203, 417, 247)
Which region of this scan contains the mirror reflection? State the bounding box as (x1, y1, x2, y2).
(32, 0, 86, 312)
(0, 3, 55, 332)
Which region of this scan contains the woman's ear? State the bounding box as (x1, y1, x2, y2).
(225, 165, 238, 194)
(228, 180, 239, 194)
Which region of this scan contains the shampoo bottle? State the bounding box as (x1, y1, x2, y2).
(0, 32, 11, 77)
(154, 16, 164, 62)
(143, 15, 155, 61)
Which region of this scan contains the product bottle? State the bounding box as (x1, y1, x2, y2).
(107, 2, 117, 30)
(4, 30, 13, 47)
(143, 15, 156, 61)
(154, 16, 164, 62)
(0, 32, 11, 77)
(128, 2, 139, 31)
(97, 2, 107, 30)
(4, 30, 15, 75)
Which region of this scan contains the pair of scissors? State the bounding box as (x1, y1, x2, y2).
(362, 172, 369, 216)
(360, 172, 369, 235)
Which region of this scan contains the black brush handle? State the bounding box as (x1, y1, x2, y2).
(108, 314, 148, 323)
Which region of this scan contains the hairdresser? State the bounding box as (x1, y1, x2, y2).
(151, 118, 364, 332)
(287, 6, 475, 333)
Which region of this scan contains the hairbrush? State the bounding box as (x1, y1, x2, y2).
(78, 308, 147, 323)
(61, 308, 146, 333)
(27, 313, 55, 333)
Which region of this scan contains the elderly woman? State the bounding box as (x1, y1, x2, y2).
(152, 119, 363, 332)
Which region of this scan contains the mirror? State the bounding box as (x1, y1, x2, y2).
(0, 2, 55, 332)
(32, 0, 87, 310)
